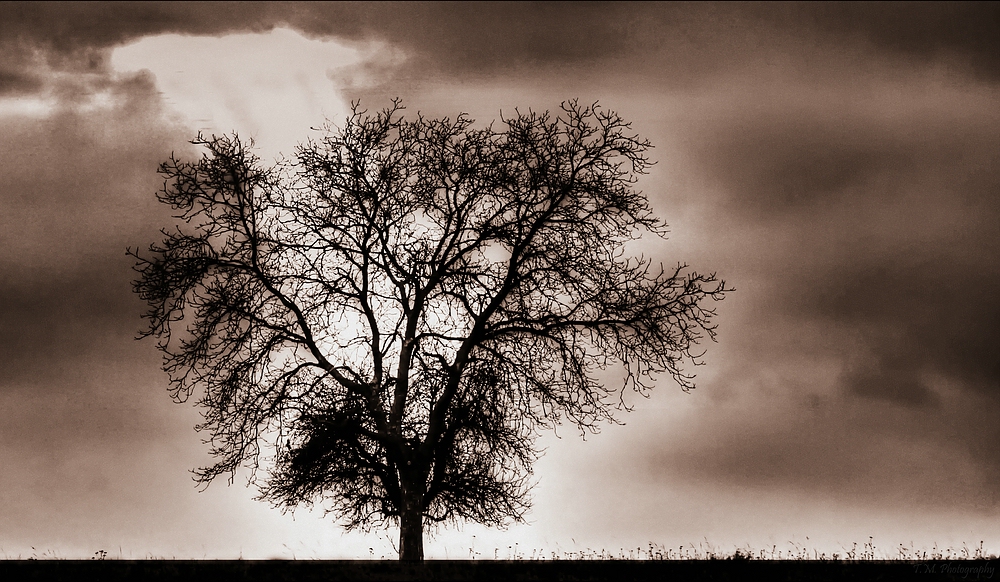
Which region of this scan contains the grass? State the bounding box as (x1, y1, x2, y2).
(457, 538, 996, 561)
(4, 538, 996, 561)
(3, 541, 996, 582)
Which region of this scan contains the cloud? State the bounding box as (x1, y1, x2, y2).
(648, 389, 1000, 513)
(679, 73, 1000, 399)
(759, 2, 1000, 81)
(0, 64, 187, 398)
(3, 3, 998, 98)
(0, 68, 43, 95)
(282, 3, 1000, 83)
(630, 63, 1000, 508)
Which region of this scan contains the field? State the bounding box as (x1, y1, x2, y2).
(1, 553, 996, 581)
(1, 559, 997, 581)
(2, 541, 995, 581)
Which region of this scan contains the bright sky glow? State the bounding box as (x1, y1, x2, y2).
(0, 96, 55, 118)
(110, 27, 364, 161)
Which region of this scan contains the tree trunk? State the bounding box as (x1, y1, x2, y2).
(398, 481, 424, 561)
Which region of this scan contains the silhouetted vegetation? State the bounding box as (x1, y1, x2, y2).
(5, 539, 997, 580)
(130, 100, 729, 560)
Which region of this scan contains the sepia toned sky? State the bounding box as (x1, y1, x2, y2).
(1, 2, 998, 559)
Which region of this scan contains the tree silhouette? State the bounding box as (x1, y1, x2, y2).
(130, 99, 730, 561)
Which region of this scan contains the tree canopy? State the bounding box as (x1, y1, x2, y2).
(130, 99, 729, 560)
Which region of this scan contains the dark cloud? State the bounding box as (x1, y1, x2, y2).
(683, 82, 1000, 404)
(0, 58, 210, 553)
(695, 119, 915, 219)
(0, 2, 278, 51)
(0, 268, 129, 387)
(635, 65, 1000, 509)
(650, 391, 1000, 513)
(0, 68, 42, 95)
(0, 64, 188, 406)
(2, 2, 998, 91)
(273, 3, 1000, 82)
(755, 2, 1000, 81)
(816, 248, 1000, 400)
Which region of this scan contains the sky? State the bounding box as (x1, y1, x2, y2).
(0, 1, 998, 560)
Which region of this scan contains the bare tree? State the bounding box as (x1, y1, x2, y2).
(130, 99, 729, 561)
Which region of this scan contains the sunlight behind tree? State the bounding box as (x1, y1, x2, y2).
(130, 99, 729, 560)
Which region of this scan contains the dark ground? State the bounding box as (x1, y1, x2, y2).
(0, 559, 995, 581)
